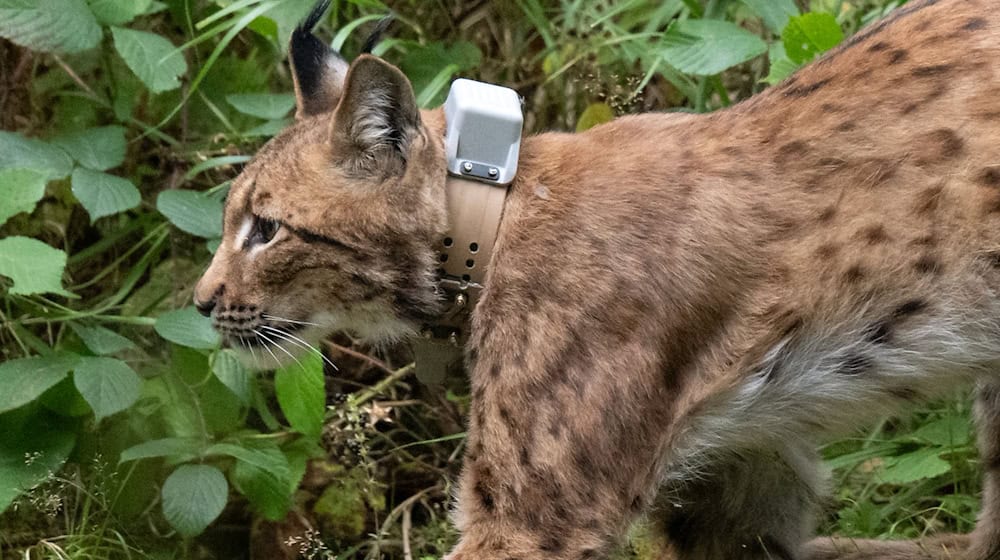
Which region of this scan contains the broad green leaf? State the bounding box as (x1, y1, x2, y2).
(53, 126, 127, 171)
(71, 168, 141, 222)
(782, 12, 845, 65)
(213, 349, 252, 405)
(155, 307, 220, 350)
(261, 0, 315, 45)
(205, 442, 290, 477)
(233, 459, 294, 520)
(878, 448, 952, 484)
(660, 19, 767, 76)
(229, 440, 294, 521)
(70, 323, 137, 355)
(73, 356, 142, 421)
(244, 118, 291, 138)
(156, 190, 223, 238)
(0, 410, 75, 512)
(0, 0, 101, 54)
(0, 354, 80, 414)
(764, 42, 800, 85)
(0, 131, 73, 179)
(0, 236, 73, 297)
(911, 415, 972, 447)
(120, 437, 203, 463)
(226, 93, 295, 120)
(742, 0, 799, 33)
(576, 103, 614, 133)
(88, 0, 152, 25)
(0, 168, 48, 226)
(111, 26, 188, 94)
(161, 464, 228, 537)
(275, 353, 325, 437)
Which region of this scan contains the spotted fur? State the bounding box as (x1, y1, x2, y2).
(195, 0, 1000, 558)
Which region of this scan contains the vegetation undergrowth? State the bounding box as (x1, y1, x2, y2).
(0, 0, 977, 558)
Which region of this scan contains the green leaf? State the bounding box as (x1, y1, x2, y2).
(782, 12, 845, 65)
(0, 354, 80, 414)
(120, 437, 203, 463)
(88, 0, 152, 25)
(73, 356, 142, 421)
(576, 103, 614, 132)
(878, 448, 952, 484)
(910, 414, 972, 447)
(53, 126, 127, 171)
(155, 307, 220, 350)
(0, 236, 73, 297)
(660, 19, 768, 76)
(0, 168, 48, 227)
(0, 0, 102, 54)
(226, 93, 295, 120)
(70, 323, 137, 355)
(228, 440, 294, 521)
(71, 168, 141, 222)
(764, 42, 800, 85)
(205, 442, 290, 477)
(401, 41, 482, 103)
(261, 0, 315, 45)
(161, 464, 228, 537)
(111, 26, 188, 94)
(0, 131, 73, 179)
(0, 410, 76, 513)
(742, 0, 799, 33)
(275, 353, 325, 437)
(213, 349, 252, 405)
(156, 190, 223, 238)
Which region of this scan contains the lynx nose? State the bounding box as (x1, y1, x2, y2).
(193, 283, 224, 317)
(194, 296, 216, 317)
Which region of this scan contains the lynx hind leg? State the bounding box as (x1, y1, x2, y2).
(655, 442, 823, 560)
(802, 535, 968, 560)
(801, 382, 1000, 560)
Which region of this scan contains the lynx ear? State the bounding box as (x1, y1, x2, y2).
(330, 55, 420, 175)
(289, 0, 348, 118)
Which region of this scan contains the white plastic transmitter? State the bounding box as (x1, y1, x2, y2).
(443, 78, 523, 185)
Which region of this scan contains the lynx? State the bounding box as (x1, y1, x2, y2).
(194, 0, 1000, 558)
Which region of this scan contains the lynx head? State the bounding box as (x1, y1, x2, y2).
(193, 0, 448, 368)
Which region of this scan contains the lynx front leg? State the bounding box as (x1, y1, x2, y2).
(446, 334, 677, 559)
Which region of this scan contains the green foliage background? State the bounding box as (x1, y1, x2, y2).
(0, 0, 980, 558)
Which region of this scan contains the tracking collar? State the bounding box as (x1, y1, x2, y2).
(411, 79, 523, 384)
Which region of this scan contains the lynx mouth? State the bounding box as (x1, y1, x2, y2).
(212, 309, 332, 370)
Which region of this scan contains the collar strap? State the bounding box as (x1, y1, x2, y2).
(411, 176, 509, 385)
(412, 79, 522, 384)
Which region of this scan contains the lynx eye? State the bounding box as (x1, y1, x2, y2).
(249, 215, 280, 247)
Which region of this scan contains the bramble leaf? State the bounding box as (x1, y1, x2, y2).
(112, 26, 188, 93)
(0, 236, 73, 297)
(161, 464, 228, 537)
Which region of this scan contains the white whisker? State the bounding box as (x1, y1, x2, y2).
(238, 335, 259, 365)
(262, 325, 339, 372)
(253, 330, 283, 367)
(255, 328, 304, 370)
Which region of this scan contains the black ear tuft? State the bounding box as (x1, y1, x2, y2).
(290, 0, 348, 117)
(360, 16, 393, 55)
